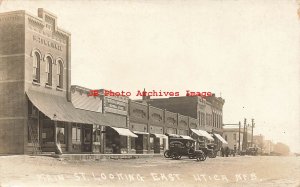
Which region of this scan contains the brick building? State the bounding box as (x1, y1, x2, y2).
(71, 86, 138, 154)
(139, 94, 226, 148)
(0, 9, 107, 154)
(0, 9, 227, 155)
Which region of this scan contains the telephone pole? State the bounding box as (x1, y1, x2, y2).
(251, 119, 255, 147)
(238, 121, 241, 153)
(242, 118, 247, 151)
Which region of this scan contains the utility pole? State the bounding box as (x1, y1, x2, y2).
(238, 121, 241, 153)
(242, 118, 247, 151)
(251, 119, 255, 147)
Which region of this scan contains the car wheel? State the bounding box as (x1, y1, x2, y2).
(172, 152, 179, 159)
(164, 150, 170, 158)
(175, 153, 181, 160)
(200, 154, 206, 161)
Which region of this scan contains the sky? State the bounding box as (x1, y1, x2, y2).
(1, 0, 299, 152)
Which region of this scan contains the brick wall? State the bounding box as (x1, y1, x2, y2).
(0, 11, 26, 154)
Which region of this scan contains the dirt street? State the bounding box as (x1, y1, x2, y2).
(0, 155, 299, 187)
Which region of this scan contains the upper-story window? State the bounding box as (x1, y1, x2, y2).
(33, 52, 40, 83)
(45, 56, 52, 86)
(57, 60, 63, 88)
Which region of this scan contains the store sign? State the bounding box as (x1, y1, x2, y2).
(33, 35, 63, 51)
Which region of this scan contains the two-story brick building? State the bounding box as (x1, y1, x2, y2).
(0, 9, 108, 154)
(141, 94, 226, 149)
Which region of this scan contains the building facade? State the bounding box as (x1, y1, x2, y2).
(141, 94, 226, 148)
(222, 125, 243, 151)
(0, 9, 227, 155)
(0, 9, 110, 154)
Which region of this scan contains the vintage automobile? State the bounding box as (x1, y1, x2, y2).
(199, 143, 218, 158)
(246, 147, 258, 156)
(164, 138, 206, 161)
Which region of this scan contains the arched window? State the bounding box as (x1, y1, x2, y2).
(57, 60, 63, 88)
(33, 52, 40, 83)
(45, 56, 52, 86)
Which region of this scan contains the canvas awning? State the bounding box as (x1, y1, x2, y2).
(152, 133, 168, 139)
(133, 131, 149, 135)
(180, 135, 195, 141)
(190, 129, 214, 141)
(214, 133, 228, 144)
(111, 127, 138, 138)
(26, 90, 107, 125)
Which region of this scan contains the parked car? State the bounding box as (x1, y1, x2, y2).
(164, 138, 206, 161)
(246, 147, 258, 156)
(199, 147, 216, 158)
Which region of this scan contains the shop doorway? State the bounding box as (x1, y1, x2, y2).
(82, 125, 92, 152)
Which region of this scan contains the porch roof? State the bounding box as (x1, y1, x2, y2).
(26, 90, 107, 125)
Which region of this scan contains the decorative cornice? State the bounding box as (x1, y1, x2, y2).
(28, 16, 45, 28)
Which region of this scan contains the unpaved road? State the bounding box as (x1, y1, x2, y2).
(0, 155, 299, 187)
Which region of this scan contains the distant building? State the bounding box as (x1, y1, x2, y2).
(253, 134, 264, 148)
(223, 125, 243, 150)
(223, 124, 252, 151)
(136, 93, 226, 149)
(263, 139, 274, 155)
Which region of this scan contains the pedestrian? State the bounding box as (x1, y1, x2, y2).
(221, 147, 224, 157)
(225, 147, 230, 157)
(234, 145, 237, 156)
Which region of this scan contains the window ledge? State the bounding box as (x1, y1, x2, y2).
(56, 87, 63, 91)
(45, 84, 52, 89)
(32, 81, 40, 86)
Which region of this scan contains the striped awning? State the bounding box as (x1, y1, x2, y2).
(214, 133, 228, 144)
(191, 129, 214, 141)
(111, 127, 138, 138)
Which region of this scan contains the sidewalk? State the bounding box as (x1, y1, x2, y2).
(47, 153, 164, 160)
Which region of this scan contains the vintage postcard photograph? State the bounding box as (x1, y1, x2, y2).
(0, 0, 299, 187)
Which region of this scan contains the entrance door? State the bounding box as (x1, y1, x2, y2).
(135, 135, 144, 154)
(82, 126, 92, 152)
(154, 137, 160, 153)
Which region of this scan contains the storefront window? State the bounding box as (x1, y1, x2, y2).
(84, 129, 91, 143)
(72, 124, 81, 143)
(150, 137, 154, 150)
(28, 118, 38, 143)
(93, 125, 101, 142)
(131, 137, 136, 149)
(159, 138, 164, 150)
(106, 128, 113, 148)
(120, 136, 127, 149)
(42, 120, 55, 144)
(143, 135, 149, 150)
